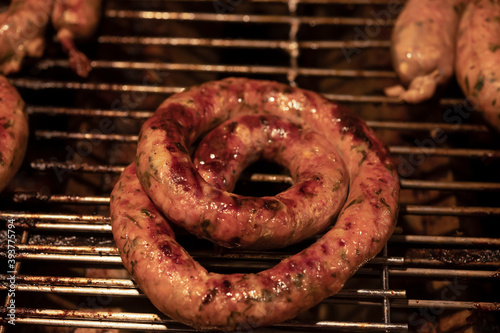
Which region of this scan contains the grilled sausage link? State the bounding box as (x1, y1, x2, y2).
(134, 78, 398, 250)
(0, 75, 28, 192)
(456, 0, 500, 131)
(0, 0, 54, 74)
(51, 0, 102, 77)
(191, 114, 348, 248)
(386, 0, 468, 103)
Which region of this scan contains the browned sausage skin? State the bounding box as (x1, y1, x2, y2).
(386, 0, 468, 103)
(0, 0, 54, 74)
(51, 0, 102, 77)
(456, 0, 500, 131)
(114, 78, 399, 329)
(134, 78, 399, 250)
(189, 114, 349, 248)
(111, 161, 396, 330)
(0, 75, 28, 192)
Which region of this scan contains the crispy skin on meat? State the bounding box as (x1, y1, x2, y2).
(0, 75, 28, 192)
(456, 0, 500, 131)
(134, 78, 398, 250)
(111, 162, 396, 331)
(386, 0, 468, 103)
(191, 114, 348, 247)
(0, 0, 54, 74)
(51, 0, 102, 77)
(113, 78, 399, 330)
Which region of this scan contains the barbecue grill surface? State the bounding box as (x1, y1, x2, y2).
(1, 0, 499, 332)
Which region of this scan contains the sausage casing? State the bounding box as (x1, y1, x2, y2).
(387, 0, 468, 103)
(455, 0, 500, 131)
(0, 75, 28, 192)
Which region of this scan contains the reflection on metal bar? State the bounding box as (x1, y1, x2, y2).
(2, 317, 408, 332)
(401, 205, 500, 216)
(14, 79, 470, 106)
(36, 60, 396, 78)
(35, 130, 138, 142)
(12, 245, 120, 255)
(29, 160, 500, 192)
(4, 252, 497, 279)
(0, 212, 110, 222)
(30, 160, 125, 173)
(98, 35, 392, 49)
(3, 308, 166, 322)
(406, 258, 500, 268)
(9, 78, 184, 94)
(11, 79, 475, 107)
(30, 130, 500, 159)
(105, 10, 395, 26)
(3, 318, 171, 331)
(0, 282, 405, 299)
(13, 193, 110, 205)
(26, 105, 154, 118)
(388, 268, 499, 279)
(6, 245, 403, 265)
(8, 244, 499, 267)
(25, 106, 490, 133)
(1, 252, 401, 267)
(400, 179, 500, 191)
(391, 235, 500, 246)
(365, 121, 488, 133)
(395, 299, 500, 311)
(9, 193, 500, 217)
(389, 146, 500, 158)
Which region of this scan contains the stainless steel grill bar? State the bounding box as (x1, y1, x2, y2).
(0, 230, 29, 333)
(31, 158, 500, 192)
(105, 10, 395, 26)
(3, 252, 497, 279)
(0, 281, 405, 299)
(30, 160, 125, 173)
(35, 130, 138, 142)
(390, 235, 500, 246)
(394, 300, 500, 311)
(9, 193, 500, 216)
(3, 317, 408, 332)
(388, 268, 499, 279)
(37, 60, 396, 78)
(26, 106, 154, 118)
(25, 106, 490, 133)
(98, 36, 392, 49)
(31, 130, 500, 158)
(0, 212, 110, 222)
(6, 245, 498, 267)
(9, 78, 184, 94)
(11, 79, 478, 106)
(0, 252, 402, 266)
(400, 205, 500, 216)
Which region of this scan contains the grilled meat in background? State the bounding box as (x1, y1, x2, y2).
(0, 1, 499, 332)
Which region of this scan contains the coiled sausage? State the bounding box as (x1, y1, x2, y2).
(111, 78, 399, 330)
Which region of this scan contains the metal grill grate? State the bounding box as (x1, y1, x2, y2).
(1, 0, 500, 332)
